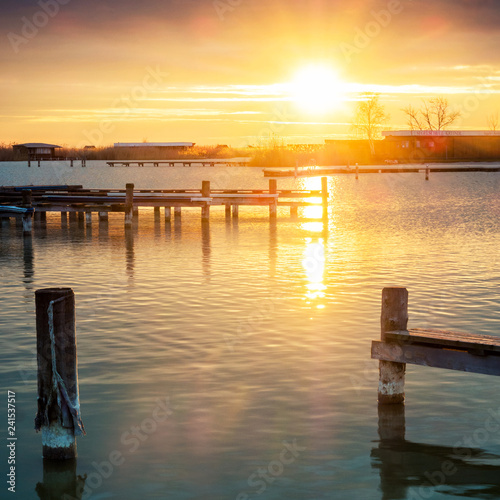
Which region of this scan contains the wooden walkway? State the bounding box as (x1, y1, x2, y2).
(0, 179, 328, 229)
(107, 159, 250, 167)
(372, 287, 500, 405)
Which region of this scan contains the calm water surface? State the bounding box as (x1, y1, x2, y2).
(0, 162, 499, 499)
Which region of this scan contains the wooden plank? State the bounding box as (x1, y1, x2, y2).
(372, 340, 500, 376)
(385, 329, 500, 353)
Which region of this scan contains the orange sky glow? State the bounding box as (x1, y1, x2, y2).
(1, 0, 500, 147)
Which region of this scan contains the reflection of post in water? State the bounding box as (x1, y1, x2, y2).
(154, 207, 161, 238)
(372, 405, 500, 500)
(125, 226, 135, 278)
(201, 219, 211, 279)
(36, 459, 86, 500)
(23, 232, 34, 284)
(269, 219, 277, 278)
(174, 207, 182, 240)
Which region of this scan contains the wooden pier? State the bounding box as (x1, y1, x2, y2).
(107, 159, 250, 167)
(264, 165, 500, 177)
(0, 179, 328, 229)
(372, 287, 500, 405)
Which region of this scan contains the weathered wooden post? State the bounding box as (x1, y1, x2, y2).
(125, 183, 134, 226)
(378, 287, 408, 404)
(425, 165, 429, 181)
(22, 190, 33, 233)
(321, 177, 328, 220)
(35, 288, 85, 459)
(269, 179, 277, 219)
(164, 207, 171, 222)
(201, 181, 210, 220)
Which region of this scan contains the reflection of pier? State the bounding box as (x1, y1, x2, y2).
(372, 405, 500, 500)
(107, 159, 249, 167)
(36, 459, 86, 500)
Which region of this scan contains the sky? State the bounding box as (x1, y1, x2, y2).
(2, 0, 500, 147)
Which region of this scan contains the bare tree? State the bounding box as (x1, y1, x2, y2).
(487, 111, 499, 131)
(402, 97, 461, 130)
(351, 93, 389, 154)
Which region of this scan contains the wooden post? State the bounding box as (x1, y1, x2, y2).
(425, 165, 429, 181)
(154, 206, 160, 216)
(98, 212, 108, 222)
(321, 177, 328, 220)
(225, 204, 231, 218)
(164, 207, 171, 222)
(61, 212, 68, 223)
(232, 204, 239, 218)
(125, 183, 134, 226)
(269, 179, 277, 219)
(355, 164, 359, 180)
(68, 212, 77, 223)
(70, 159, 74, 168)
(22, 190, 33, 233)
(201, 181, 210, 220)
(378, 287, 408, 404)
(34, 288, 85, 460)
(40, 211, 47, 222)
(174, 207, 182, 219)
(38, 160, 41, 168)
(85, 212, 92, 226)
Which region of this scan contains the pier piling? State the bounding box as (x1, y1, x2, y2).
(321, 177, 328, 220)
(35, 288, 84, 459)
(269, 179, 277, 218)
(125, 183, 134, 226)
(201, 181, 211, 220)
(378, 287, 408, 405)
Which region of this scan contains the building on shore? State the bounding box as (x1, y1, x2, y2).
(380, 130, 500, 162)
(12, 143, 62, 159)
(114, 142, 195, 152)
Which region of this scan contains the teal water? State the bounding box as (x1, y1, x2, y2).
(0, 163, 499, 499)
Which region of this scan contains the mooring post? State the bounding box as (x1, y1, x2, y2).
(321, 177, 328, 220)
(269, 179, 277, 219)
(22, 190, 33, 233)
(425, 165, 429, 181)
(201, 181, 211, 220)
(125, 183, 134, 226)
(34, 288, 85, 459)
(378, 287, 408, 404)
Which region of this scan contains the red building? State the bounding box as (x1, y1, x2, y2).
(381, 131, 500, 162)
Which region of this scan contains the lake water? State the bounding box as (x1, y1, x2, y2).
(1, 161, 499, 500)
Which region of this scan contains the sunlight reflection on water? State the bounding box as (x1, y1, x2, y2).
(0, 165, 499, 499)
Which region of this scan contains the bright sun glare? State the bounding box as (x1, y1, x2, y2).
(290, 64, 345, 114)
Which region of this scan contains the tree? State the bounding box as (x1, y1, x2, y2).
(487, 111, 499, 131)
(351, 93, 389, 154)
(402, 97, 461, 130)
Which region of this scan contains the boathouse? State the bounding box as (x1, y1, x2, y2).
(381, 130, 500, 161)
(13, 143, 62, 160)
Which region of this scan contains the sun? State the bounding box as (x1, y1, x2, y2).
(290, 64, 346, 114)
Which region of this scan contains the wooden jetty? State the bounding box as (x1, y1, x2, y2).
(27, 158, 87, 168)
(107, 159, 250, 167)
(372, 287, 500, 405)
(264, 164, 500, 177)
(0, 179, 328, 229)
